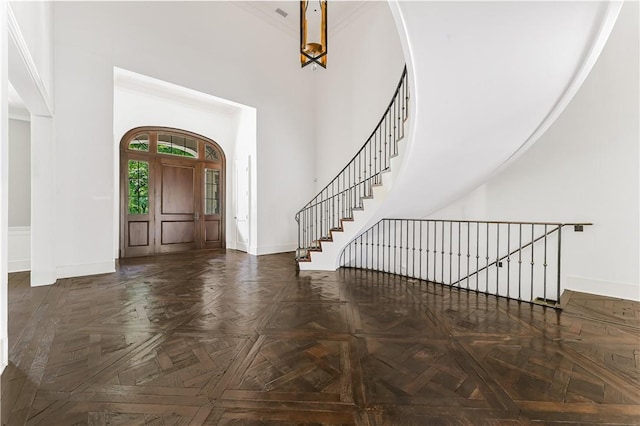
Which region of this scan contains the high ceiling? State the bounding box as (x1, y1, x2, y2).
(7, 1, 369, 120)
(237, 1, 368, 38)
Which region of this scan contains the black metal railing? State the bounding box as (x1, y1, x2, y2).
(295, 67, 410, 260)
(339, 219, 592, 307)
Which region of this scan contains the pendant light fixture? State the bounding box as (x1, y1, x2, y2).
(300, 0, 327, 69)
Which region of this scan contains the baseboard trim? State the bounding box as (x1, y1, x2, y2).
(255, 243, 297, 256)
(56, 261, 116, 279)
(233, 242, 250, 253)
(8, 259, 30, 273)
(8, 226, 30, 236)
(565, 275, 639, 302)
(0, 338, 5, 375)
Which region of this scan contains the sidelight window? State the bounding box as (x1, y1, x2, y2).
(204, 169, 220, 215)
(128, 160, 149, 214)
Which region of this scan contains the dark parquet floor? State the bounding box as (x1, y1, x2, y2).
(1, 250, 639, 425)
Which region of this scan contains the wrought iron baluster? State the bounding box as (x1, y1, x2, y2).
(466, 222, 470, 290)
(433, 221, 438, 283)
(457, 222, 461, 287)
(360, 230, 364, 269)
(475, 222, 480, 291)
(419, 220, 423, 280)
(393, 94, 398, 155)
(385, 219, 390, 274)
(518, 224, 522, 301)
(383, 115, 388, 170)
(486, 222, 490, 293)
(399, 220, 404, 276)
(441, 221, 445, 284)
(387, 112, 396, 157)
(496, 223, 500, 295)
(412, 220, 416, 278)
(543, 224, 548, 301)
(394, 219, 398, 275)
(530, 224, 535, 302)
(397, 92, 402, 142)
(507, 224, 511, 299)
(368, 141, 372, 196)
(426, 220, 430, 282)
(449, 222, 453, 285)
(557, 225, 562, 304)
(319, 193, 323, 241)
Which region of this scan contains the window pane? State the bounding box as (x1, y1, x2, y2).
(129, 134, 149, 152)
(157, 134, 198, 158)
(204, 169, 220, 215)
(128, 160, 149, 214)
(205, 145, 220, 161)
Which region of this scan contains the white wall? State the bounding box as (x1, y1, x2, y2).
(8, 1, 56, 286)
(314, 2, 405, 190)
(1, 0, 9, 371)
(8, 118, 31, 273)
(380, 1, 619, 222)
(53, 1, 318, 274)
(233, 107, 258, 254)
(428, 1, 639, 301)
(8, 118, 30, 226)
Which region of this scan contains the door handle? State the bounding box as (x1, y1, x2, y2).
(194, 212, 200, 221)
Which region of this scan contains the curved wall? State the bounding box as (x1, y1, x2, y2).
(427, 1, 639, 300)
(384, 1, 621, 219)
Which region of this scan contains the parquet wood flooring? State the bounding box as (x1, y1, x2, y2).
(2, 251, 639, 425)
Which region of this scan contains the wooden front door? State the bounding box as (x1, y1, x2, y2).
(157, 159, 198, 254)
(120, 127, 225, 258)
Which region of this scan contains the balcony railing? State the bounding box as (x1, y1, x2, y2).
(339, 219, 592, 307)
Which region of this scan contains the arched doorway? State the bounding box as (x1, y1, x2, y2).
(120, 127, 225, 258)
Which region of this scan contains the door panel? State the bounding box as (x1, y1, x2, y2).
(162, 221, 195, 244)
(128, 222, 150, 247)
(161, 165, 195, 214)
(205, 220, 220, 243)
(157, 162, 198, 253)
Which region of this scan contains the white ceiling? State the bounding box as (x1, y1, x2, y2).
(8, 1, 369, 121)
(236, 1, 368, 38)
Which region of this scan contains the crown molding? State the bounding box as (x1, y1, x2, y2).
(7, 4, 53, 117)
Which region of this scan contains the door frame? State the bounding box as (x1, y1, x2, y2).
(119, 126, 226, 258)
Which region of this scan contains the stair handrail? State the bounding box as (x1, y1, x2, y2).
(296, 66, 408, 217)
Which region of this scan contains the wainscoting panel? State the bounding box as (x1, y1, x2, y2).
(8, 226, 30, 272)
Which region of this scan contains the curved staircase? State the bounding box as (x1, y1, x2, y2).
(296, 1, 621, 271)
(295, 67, 409, 271)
